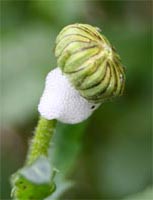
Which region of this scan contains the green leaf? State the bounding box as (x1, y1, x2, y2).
(123, 187, 153, 200)
(45, 180, 73, 200)
(46, 121, 89, 199)
(52, 121, 88, 174)
(11, 156, 56, 200)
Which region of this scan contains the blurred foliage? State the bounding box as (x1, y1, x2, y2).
(1, 0, 152, 199)
(123, 187, 153, 200)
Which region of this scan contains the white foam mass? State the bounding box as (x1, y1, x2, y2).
(38, 68, 100, 124)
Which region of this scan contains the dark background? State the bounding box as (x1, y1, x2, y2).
(1, 0, 152, 199)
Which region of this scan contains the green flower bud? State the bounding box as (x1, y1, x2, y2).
(55, 23, 125, 103)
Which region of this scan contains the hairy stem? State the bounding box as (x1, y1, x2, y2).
(26, 117, 57, 165)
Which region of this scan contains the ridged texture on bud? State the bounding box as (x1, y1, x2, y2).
(55, 23, 125, 103)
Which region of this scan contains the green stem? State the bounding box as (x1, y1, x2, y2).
(26, 117, 57, 165)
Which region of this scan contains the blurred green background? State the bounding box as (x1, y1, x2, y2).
(1, 0, 152, 199)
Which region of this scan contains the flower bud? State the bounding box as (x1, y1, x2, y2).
(55, 23, 125, 103)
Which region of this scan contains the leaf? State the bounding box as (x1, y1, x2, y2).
(45, 121, 89, 199)
(11, 156, 56, 200)
(20, 156, 53, 184)
(45, 180, 74, 200)
(122, 187, 153, 200)
(52, 121, 88, 174)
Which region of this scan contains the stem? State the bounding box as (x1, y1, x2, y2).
(26, 117, 57, 165)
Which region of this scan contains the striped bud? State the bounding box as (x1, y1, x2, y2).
(55, 23, 125, 103)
